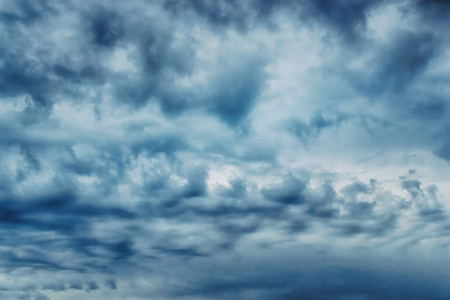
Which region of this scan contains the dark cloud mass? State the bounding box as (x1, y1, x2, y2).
(0, 0, 449, 299)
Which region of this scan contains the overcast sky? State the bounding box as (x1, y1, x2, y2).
(1, 0, 450, 299)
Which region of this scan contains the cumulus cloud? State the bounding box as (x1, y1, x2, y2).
(0, 0, 449, 299)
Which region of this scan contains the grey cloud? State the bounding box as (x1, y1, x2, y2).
(181, 165, 209, 198)
(434, 127, 450, 162)
(262, 174, 308, 205)
(161, 248, 450, 300)
(86, 7, 124, 48)
(341, 180, 374, 199)
(0, 190, 137, 272)
(153, 246, 208, 258)
(411, 99, 446, 120)
(165, 0, 383, 42)
(402, 179, 422, 198)
(207, 58, 268, 126)
(68, 281, 83, 291)
(0, 52, 54, 111)
(343, 30, 437, 95)
(413, 0, 450, 25)
(374, 30, 436, 92)
(218, 177, 247, 198)
(289, 112, 351, 144)
(1, 1, 449, 299)
(87, 280, 99, 291)
(301, 180, 341, 219)
(105, 278, 117, 290)
(165, 0, 248, 31)
(402, 178, 448, 222)
(130, 133, 190, 157)
(303, 0, 384, 42)
(346, 200, 375, 217)
(40, 281, 66, 292)
(0, 0, 56, 25)
(164, 0, 281, 31)
(339, 213, 398, 236)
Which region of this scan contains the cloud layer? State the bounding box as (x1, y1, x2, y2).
(1, 0, 449, 299)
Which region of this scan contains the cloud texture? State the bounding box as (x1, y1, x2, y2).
(0, 0, 449, 299)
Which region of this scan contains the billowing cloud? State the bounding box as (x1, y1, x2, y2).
(1, 0, 449, 299)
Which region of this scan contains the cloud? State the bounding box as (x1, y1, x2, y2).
(0, 0, 449, 299)
(105, 279, 117, 290)
(303, 0, 384, 42)
(338, 29, 437, 96)
(262, 173, 308, 205)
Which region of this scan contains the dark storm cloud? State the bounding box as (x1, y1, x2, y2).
(0, 3, 106, 124)
(105, 278, 117, 290)
(110, 26, 197, 111)
(373, 30, 436, 92)
(262, 174, 308, 205)
(144, 174, 413, 247)
(0, 51, 54, 111)
(207, 58, 268, 126)
(303, 0, 383, 42)
(261, 175, 341, 220)
(164, 0, 281, 31)
(3, 0, 383, 127)
(0, 0, 194, 119)
(413, 0, 450, 23)
(343, 29, 438, 95)
(0, 173, 449, 297)
(153, 246, 208, 258)
(86, 7, 124, 48)
(0, 189, 138, 272)
(181, 165, 209, 198)
(0, 191, 82, 229)
(165, 0, 245, 30)
(151, 195, 284, 222)
(87, 280, 99, 291)
(166, 250, 450, 300)
(165, 0, 382, 42)
(304, 181, 340, 219)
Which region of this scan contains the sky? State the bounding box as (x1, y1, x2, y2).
(0, 0, 449, 299)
